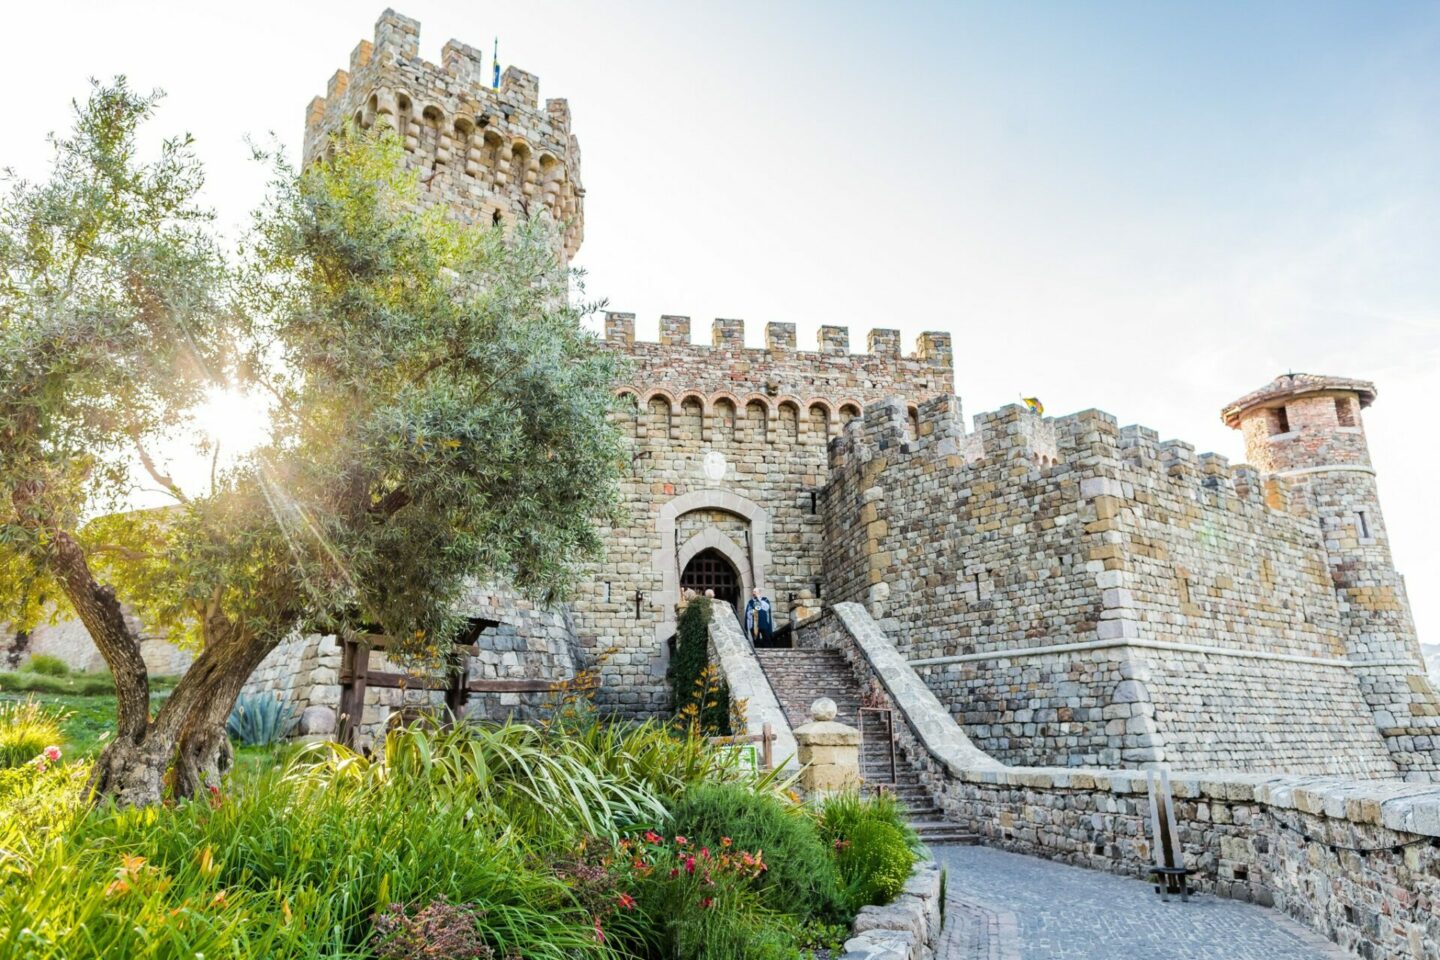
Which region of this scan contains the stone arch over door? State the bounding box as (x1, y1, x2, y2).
(677, 529, 754, 610)
(653, 490, 771, 644)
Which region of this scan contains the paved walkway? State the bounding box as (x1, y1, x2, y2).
(931, 845, 1350, 960)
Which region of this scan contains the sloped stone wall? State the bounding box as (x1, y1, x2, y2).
(821, 396, 1403, 776)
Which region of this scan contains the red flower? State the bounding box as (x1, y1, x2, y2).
(617, 893, 636, 911)
(720, 837, 732, 848)
(669, 868, 679, 878)
(207, 784, 223, 809)
(644, 831, 662, 844)
(700, 897, 714, 909)
(684, 855, 696, 874)
(593, 917, 605, 944)
(674, 835, 687, 846)
(700, 846, 710, 859)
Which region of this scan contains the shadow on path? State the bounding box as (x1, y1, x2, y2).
(932, 845, 1349, 960)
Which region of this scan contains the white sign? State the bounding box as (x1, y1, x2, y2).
(702, 449, 728, 481)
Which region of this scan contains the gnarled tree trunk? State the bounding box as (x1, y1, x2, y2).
(35, 520, 279, 807)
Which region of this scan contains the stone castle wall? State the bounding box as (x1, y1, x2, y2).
(304, 10, 584, 260)
(821, 396, 1401, 775)
(569, 315, 954, 715)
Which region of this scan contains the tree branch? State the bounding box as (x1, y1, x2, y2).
(132, 433, 188, 503)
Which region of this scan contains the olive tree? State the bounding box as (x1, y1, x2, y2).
(0, 81, 622, 806)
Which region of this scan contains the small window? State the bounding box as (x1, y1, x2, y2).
(492, 209, 503, 226)
(1335, 397, 1356, 427)
(1357, 510, 1371, 539)
(1269, 406, 1290, 436)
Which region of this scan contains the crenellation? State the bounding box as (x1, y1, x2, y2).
(818, 325, 849, 355)
(867, 328, 901, 356)
(765, 321, 795, 352)
(659, 314, 690, 346)
(712, 317, 743, 348)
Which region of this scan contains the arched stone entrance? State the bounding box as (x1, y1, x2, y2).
(653, 489, 771, 644)
(680, 548, 743, 616)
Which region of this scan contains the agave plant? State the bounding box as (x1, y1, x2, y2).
(225, 693, 300, 747)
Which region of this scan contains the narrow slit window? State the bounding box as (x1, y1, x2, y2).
(1357, 510, 1371, 539)
(1271, 406, 1290, 435)
(1335, 397, 1356, 427)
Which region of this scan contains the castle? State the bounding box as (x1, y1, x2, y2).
(234, 10, 1440, 785)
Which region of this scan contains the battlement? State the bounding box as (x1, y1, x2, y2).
(604, 313, 954, 418)
(827, 394, 1289, 511)
(602, 313, 951, 364)
(303, 9, 584, 260)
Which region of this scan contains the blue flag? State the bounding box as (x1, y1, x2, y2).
(493, 38, 500, 88)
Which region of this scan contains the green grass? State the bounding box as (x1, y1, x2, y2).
(0, 686, 175, 756)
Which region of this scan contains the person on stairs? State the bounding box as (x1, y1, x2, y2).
(744, 587, 773, 646)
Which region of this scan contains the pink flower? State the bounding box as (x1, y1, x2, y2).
(43, 745, 61, 762)
(674, 835, 688, 846)
(684, 855, 696, 875)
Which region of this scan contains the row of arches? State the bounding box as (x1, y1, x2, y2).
(613, 388, 922, 444)
(351, 88, 578, 225)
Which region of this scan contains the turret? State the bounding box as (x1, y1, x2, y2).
(1224, 373, 1440, 780)
(1222, 372, 1376, 476)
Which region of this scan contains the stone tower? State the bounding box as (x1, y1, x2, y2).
(302, 9, 585, 262)
(1223, 373, 1440, 779)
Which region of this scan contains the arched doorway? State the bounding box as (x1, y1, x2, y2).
(680, 548, 742, 616)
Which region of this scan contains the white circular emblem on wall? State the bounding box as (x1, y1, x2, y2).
(702, 450, 728, 481)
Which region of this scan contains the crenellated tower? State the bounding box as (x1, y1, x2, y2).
(303, 9, 584, 262)
(1224, 373, 1440, 779)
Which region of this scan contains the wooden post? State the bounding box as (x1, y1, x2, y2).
(338, 638, 372, 748)
(762, 721, 773, 770)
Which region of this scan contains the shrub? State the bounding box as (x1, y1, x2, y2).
(832, 819, 917, 911)
(623, 831, 798, 960)
(666, 782, 844, 922)
(0, 698, 65, 769)
(373, 900, 497, 960)
(226, 692, 300, 746)
(668, 598, 732, 735)
(24, 654, 69, 677)
(817, 790, 918, 852)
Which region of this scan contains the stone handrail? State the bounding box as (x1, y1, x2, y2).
(705, 599, 799, 770)
(829, 602, 1002, 774)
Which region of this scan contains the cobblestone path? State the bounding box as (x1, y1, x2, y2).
(932, 845, 1351, 960)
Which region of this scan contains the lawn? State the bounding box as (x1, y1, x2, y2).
(0, 674, 178, 756)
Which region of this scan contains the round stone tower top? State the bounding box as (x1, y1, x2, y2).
(1222, 373, 1377, 476)
(1221, 373, 1376, 429)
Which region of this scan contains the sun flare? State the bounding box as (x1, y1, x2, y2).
(194, 386, 272, 457)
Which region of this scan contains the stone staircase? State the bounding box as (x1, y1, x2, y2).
(753, 647, 976, 846)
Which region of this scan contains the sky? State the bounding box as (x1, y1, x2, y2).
(3, 1, 1438, 641)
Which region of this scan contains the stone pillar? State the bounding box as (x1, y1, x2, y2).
(794, 698, 860, 794)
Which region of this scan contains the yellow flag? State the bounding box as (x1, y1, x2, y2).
(1023, 397, 1045, 416)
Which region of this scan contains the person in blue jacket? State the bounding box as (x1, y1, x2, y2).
(744, 587, 773, 645)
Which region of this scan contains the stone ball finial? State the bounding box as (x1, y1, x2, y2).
(811, 697, 838, 722)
